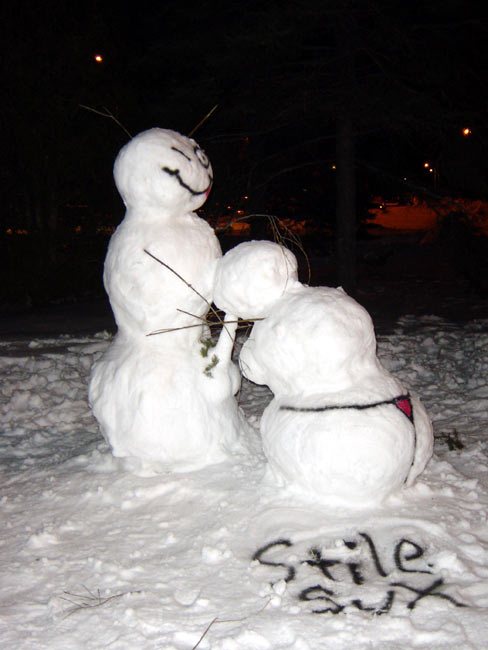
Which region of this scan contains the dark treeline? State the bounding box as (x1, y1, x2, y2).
(1, 0, 487, 304)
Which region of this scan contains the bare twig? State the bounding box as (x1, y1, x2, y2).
(191, 617, 219, 649)
(143, 249, 223, 321)
(191, 598, 272, 650)
(59, 585, 133, 619)
(143, 249, 242, 343)
(188, 104, 219, 137)
(79, 104, 132, 138)
(147, 318, 261, 337)
(216, 212, 310, 284)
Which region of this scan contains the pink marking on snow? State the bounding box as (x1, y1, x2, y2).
(396, 398, 412, 418)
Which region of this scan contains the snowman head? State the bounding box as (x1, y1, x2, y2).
(213, 240, 300, 319)
(240, 286, 379, 397)
(113, 128, 213, 217)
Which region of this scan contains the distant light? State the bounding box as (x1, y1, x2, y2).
(462, 127, 471, 136)
(423, 162, 430, 168)
(331, 164, 336, 170)
(94, 54, 103, 63)
(429, 168, 434, 173)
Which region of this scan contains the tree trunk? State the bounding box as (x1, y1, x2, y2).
(335, 112, 356, 293)
(335, 1, 357, 294)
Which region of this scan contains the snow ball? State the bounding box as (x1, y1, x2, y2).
(214, 240, 300, 319)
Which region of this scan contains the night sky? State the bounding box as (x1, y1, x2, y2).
(1, 0, 487, 302)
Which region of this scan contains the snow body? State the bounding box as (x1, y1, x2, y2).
(215, 241, 434, 505)
(89, 128, 242, 471)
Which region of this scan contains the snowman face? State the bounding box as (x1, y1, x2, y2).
(113, 128, 213, 215)
(162, 141, 213, 198)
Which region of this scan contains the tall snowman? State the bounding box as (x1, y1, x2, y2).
(89, 128, 242, 472)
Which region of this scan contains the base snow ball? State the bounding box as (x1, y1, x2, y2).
(89, 128, 242, 472)
(214, 241, 434, 506)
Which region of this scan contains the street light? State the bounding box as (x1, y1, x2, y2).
(423, 162, 438, 188)
(462, 127, 471, 136)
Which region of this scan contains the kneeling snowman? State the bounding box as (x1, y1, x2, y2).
(214, 241, 433, 506)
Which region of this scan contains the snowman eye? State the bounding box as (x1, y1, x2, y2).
(193, 146, 210, 169)
(171, 146, 192, 162)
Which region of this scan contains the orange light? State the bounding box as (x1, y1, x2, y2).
(462, 127, 471, 136)
(94, 54, 103, 63)
(423, 162, 429, 168)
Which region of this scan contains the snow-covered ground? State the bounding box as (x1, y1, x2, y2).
(1, 315, 488, 649)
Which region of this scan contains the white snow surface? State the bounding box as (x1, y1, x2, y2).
(1, 315, 488, 649)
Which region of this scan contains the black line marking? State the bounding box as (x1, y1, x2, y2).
(390, 578, 468, 610)
(394, 539, 433, 575)
(304, 548, 341, 581)
(161, 166, 213, 196)
(193, 145, 210, 169)
(346, 562, 365, 585)
(281, 394, 413, 423)
(359, 532, 388, 577)
(252, 539, 295, 583)
(171, 146, 192, 162)
(352, 590, 395, 615)
(299, 585, 344, 614)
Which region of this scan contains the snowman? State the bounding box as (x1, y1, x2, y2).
(89, 128, 242, 472)
(214, 240, 433, 506)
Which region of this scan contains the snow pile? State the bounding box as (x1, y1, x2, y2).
(1, 317, 488, 649)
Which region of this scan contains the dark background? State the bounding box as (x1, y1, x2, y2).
(1, 0, 487, 312)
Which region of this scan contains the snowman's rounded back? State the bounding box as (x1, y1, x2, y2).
(240, 286, 379, 397)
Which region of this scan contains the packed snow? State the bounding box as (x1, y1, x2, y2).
(1, 314, 488, 649)
(214, 241, 432, 506)
(89, 128, 243, 471)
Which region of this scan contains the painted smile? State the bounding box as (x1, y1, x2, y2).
(162, 166, 213, 196)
